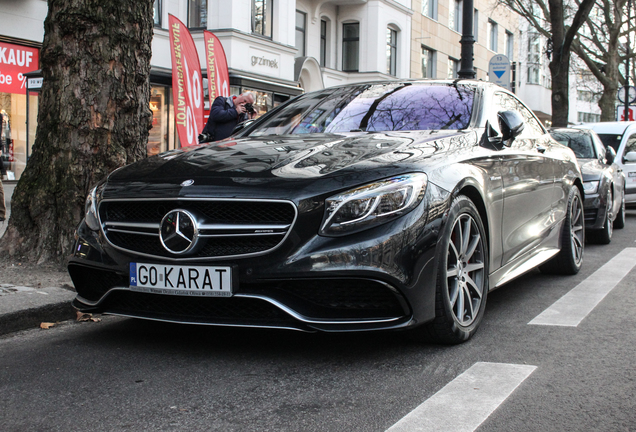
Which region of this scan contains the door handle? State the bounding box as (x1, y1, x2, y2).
(536, 146, 546, 154)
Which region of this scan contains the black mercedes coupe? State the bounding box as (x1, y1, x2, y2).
(68, 80, 585, 344)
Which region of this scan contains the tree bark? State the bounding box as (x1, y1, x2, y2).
(0, 0, 154, 265)
(548, 0, 596, 127)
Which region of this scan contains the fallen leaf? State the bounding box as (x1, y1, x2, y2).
(40, 322, 56, 329)
(76, 311, 101, 323)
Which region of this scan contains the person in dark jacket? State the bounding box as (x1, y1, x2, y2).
(200, 92, 256, 142)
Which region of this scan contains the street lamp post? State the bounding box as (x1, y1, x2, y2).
(458, 0, 476, 79)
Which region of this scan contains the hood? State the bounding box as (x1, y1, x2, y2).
(108, 131, 468, 187)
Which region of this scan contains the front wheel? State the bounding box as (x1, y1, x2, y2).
(417, 195, 489, 344)
(588, 188, 612, 244)
(540, 186, 584, 274)
(614, 191, 625, 229)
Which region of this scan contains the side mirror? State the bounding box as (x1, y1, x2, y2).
(624, 151, 636, 163)
(605, 146, 616, 164)
(498, 110, 525, 142)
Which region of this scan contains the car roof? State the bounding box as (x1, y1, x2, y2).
(574, 121, 636, 134)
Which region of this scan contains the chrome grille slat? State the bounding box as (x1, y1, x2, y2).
(99, 198, 297, 260)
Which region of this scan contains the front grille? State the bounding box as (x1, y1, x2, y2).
(102, 291, 297, 327)
(68, 263, 128, 302)
(99, 199, 297, 259)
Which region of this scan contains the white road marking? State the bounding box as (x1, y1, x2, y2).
(529, 247, 636, 327)
(385, 362, 537, 432)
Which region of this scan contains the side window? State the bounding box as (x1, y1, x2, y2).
(624, 134, 636, 156)
(492, 92, 543, 138)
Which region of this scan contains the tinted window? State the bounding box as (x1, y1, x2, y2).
(249, 83, 475, 136)
(549, 130, 596, 158)
(596, 134, 622, 152)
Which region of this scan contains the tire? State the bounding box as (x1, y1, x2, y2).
(588, 188, 612, 244)
(540, 186, 584, 275)
(414, 195, 489, 344)
(614, 191, 625, 229)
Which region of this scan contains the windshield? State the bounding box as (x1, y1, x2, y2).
(596, 134, 622, 152)
(248, 83, 475, 136)
(550, 130, 597, 158)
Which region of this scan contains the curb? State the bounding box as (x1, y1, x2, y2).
(0, 286, 77, 336)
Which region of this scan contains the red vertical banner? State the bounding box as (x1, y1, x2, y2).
(168, 14, 204, 147)
(203, 30, 230, 108)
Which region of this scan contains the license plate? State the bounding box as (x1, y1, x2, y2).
(129, 263, 233, 297)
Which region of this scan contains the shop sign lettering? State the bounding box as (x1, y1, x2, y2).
(0, 42, 39, 94)
(251, 55, 278, 69)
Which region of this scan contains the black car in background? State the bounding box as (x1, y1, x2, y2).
(68, 80, 584, 344)
(550, 128, 625, 244)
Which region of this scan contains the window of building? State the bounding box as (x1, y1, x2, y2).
(488, 20, 498, 52)
(449, 0, 463, 32)
(473, 9, 478, 41)
(506, 30, 514, 60)
(320, 19, 327, 67)
(577, 112, 601, 123)
(295, 10, 306, 58)
(188, 0, 207, 29)
(421, 46, 436, 78)
(527, 32, 541, 84)
(387, 28, 397, 76)
(252, 0, 273, 38)
(343, 23, 359, 72)
(422, 0, 438, 20)
(448, 57, 459, 78)
(153, 0, 162, 28)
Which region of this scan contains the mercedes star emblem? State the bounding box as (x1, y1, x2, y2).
(159, 209, 199, 254)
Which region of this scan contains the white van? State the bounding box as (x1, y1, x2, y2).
(575, 121, 636, 207)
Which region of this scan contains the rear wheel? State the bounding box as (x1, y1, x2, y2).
(588, 188, 613, 244)
(540, 187, 584, 274)
(414, 195, 489, 344)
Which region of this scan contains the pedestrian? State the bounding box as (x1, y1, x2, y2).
(199, 92, 257, 143)
(0, 177, 5, 223)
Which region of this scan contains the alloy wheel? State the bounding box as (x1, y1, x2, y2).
(446, 213, 486, 326)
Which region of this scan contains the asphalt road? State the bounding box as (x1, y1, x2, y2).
(2, 211, 636, 432)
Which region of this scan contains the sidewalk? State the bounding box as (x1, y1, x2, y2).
(0, 181, 77, 336)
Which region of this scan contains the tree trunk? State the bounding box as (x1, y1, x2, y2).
(0, 0, 154, 265)
(549, 51, 571, 127)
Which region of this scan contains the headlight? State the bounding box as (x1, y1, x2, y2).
(320, 173, 428, 236)
(583, 181, 599, 194)
(84, 185, 101, 231)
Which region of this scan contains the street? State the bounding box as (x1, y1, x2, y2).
(2, 212, 636, 432)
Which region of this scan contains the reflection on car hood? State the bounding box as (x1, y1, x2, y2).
(109, 131, 471, 186)
(577, 159, 604, 182)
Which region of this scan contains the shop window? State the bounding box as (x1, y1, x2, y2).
(243, 88, 272, 117)
(421, 46, 436, 78)
(386, 28, 397, 76)
(295, 10, 306, 58)
(148, 86, 170, 156)
(252, 0, 273, 38)
(342, 22, 359, 72)
(153, 0, 162, 28)
(188, 0, 207, 29)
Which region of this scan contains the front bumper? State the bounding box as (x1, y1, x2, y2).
(68, 184, 450, 333)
